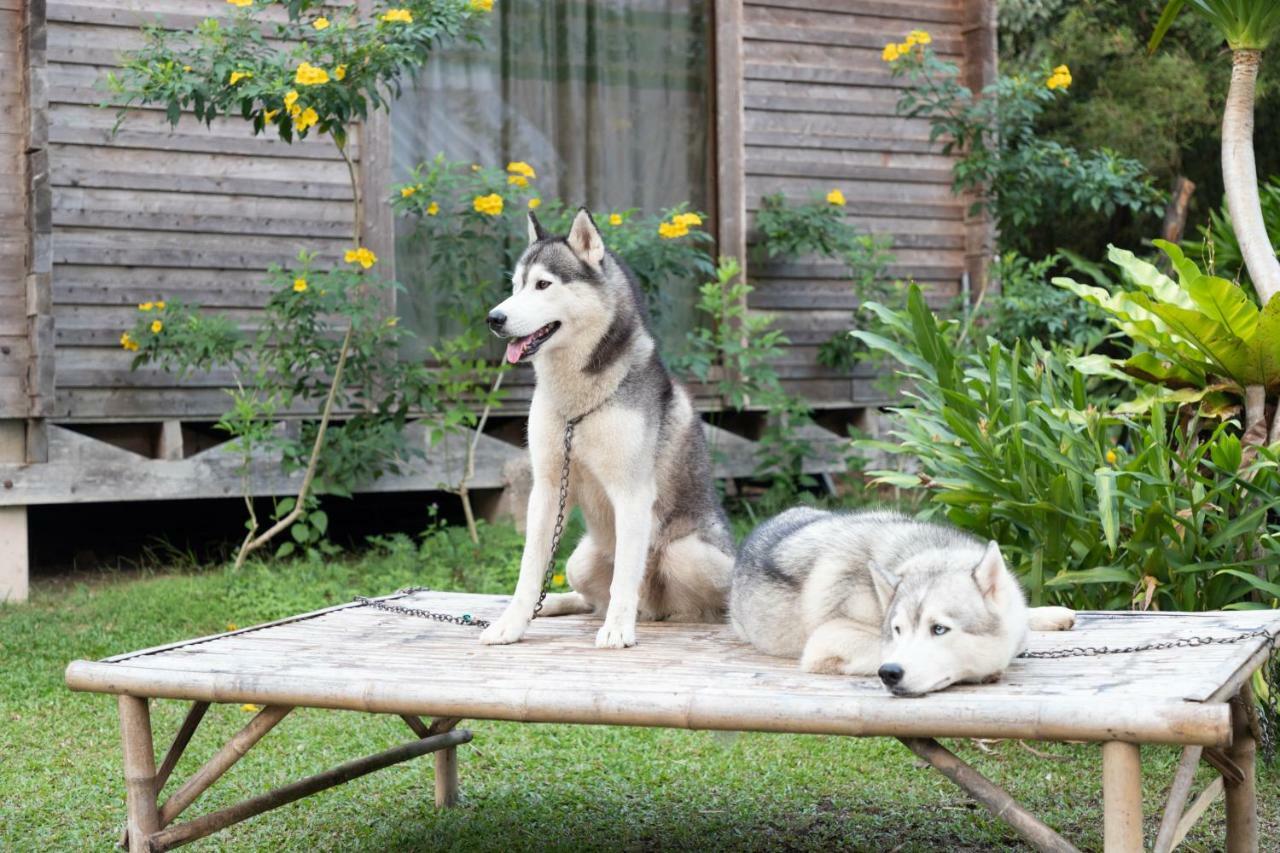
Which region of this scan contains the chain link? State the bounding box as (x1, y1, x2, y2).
(1017, 626, 1279, 659)
(354, 411, 589, 629)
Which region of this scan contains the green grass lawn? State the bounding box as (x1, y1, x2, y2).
(2, 526, 1276, 851)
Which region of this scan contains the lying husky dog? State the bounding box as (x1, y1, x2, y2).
(730, 508, 1075, 695)
(479, 208, 735, 649)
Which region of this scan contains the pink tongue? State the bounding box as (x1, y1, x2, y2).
(505, 337, 529, 364)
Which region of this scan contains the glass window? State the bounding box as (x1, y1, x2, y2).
(391, 0, 712, 354)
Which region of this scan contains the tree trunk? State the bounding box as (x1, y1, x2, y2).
(1222, 49, 1280, 307)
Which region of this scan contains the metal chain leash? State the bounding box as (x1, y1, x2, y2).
(1017, 626, 1279, 659)
(353, 411, 589, 629)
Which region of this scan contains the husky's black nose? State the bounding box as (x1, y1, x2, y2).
(878, 663, 904, 688)
(486, 310, 506, 333)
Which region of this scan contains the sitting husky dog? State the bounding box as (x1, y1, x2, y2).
(479, 208, 736, 649)
(730, 508, 1075, 695)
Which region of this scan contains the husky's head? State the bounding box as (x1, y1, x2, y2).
(487, 208, 630, 366)
(871, 541, 1027, 697)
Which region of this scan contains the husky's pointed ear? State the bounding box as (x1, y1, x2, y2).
(526, 211, 547, 246)
(869, 561, 901, 611)
(972, 541, 1007, 601)
(567, 207, 605, 267)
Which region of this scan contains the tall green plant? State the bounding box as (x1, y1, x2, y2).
(1151, 0, 1280, 306)
(854, 285, 1280, 612)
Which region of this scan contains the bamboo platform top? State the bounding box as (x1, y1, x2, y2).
(66, 591, 1280, 748)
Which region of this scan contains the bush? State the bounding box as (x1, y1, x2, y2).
(855, 285, 1280, 612)
(1187, 175, 1280, 289)
(981, 251, 1111, 352)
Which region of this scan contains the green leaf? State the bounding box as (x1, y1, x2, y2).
(1094, 468, 1118, 553)
(309, 509, 329, 536)
(1215, 569, 1280, 600)
(1045, 566, 1137, 586)
(1148, 1, 1187, 53)
(1109, 244, 1196, 311)
(291, 522, 312, 544)
(275, 541, 296, 559)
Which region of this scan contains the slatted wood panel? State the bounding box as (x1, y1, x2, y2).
(66, 591, 1280, 746)
(44, 0, 360, 420)
(739, 0, 984, 407)
(1, 0, 29, 416)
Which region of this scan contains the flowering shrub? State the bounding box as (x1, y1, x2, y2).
(107, 0, 489, 146)
(881, 29, 1162, 251)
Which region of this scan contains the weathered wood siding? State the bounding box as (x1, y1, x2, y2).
(1, 0, 30, 418)
(738, 0, 986, 407)
(44, 0, 361, 421)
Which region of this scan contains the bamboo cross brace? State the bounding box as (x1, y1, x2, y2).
(1153, 745, 1203, 853)
(157, 705, 292, 828)
(897, 737, 1080, 853)
(146, 728, 472, 852)
(1168, 777, 1225, 852)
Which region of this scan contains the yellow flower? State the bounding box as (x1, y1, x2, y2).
(826, 188, 846, 206)
(471, 164, 480, 171)
(1105, 449, 1118, 465)
(400, 185, 416, 198)
(658, 221, 688, 239)
(312, 16, 330, 30)
(263, 109, 278, 121)
(882, 42, 901, 63)
(344, 247, 378, 268)
(470, 0, 494, 11)
(150, 320, 164, 334)
(473, 193, 504, 216)
(240, 704, 262, 712)
(229, 70, 252, 85)
(673, 212, 702, 227)
(552, 573, 565, 586)
(226, 622, 238, 631)
(506, 161, 536, 178)
(608, 213, 622, 226)
(293, 107, 319, 132)
(293, 277, 308, 293)
(386, 317, 399, 327)
(508, 174, 528, 188)
(295, 62, 330, 86)
(120, 332, 139, 352)
(138, 301, 154, 312)
(1046, 65, 1072, 90)
(182, 65, 192, 72)
(155, 301, 166, 310)
(284, 90, 299, 110)
(333, 64, 347, 81)
(905, 29, 931, 47)
(527, 198, 540, 210)
(427, 201, 440, 215)
(226, 0, 252, 7)
(381, 8, 413, 23)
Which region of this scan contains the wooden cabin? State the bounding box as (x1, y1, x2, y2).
(0, 0, 996, 600)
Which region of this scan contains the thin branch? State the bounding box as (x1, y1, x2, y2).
(334, 133, 364, 247)
(455, 369, 505, 544)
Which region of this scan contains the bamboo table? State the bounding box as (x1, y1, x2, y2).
(65, 590, 1279, 852)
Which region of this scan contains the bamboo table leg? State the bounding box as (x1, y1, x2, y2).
(1225, 692, 1258, 853)
(435, 744, 459, 808)
(1102, 741, 1143, 853)
(118, 695, 160, 853)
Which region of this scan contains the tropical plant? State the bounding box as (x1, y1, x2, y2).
(883, 30, 1164, 254)
(1054, 240, 1280, 442)
(854, 285, 1280, 613)
(1186, 174, 1280, 287)
(1150, 0, 1280, 306)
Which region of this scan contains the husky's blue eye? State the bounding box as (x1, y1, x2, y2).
(931, 624, 949, 636)
(535, 279, 552, 291)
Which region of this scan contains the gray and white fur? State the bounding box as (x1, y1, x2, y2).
(730, 508, 1075, 695)
(479, 208, 735, 649)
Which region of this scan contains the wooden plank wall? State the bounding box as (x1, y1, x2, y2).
(739, 0, 979, 407)
(44, 0, 360, 421)
(1, 0, 29, 419)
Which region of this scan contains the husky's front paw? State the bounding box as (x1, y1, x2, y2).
(594, 620, 636, 649)
(479, 609, 529, 645)
(1028, 606, 1076, 632)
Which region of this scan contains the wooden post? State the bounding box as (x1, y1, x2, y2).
(0, 422, 28, 603)
(1102, 742, 1144, 853)
(1224, 691, 1258, 853)
(118, 695, 160, 853)
(156, 421, 184, 461)
(1160, 177, 1196, 246)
